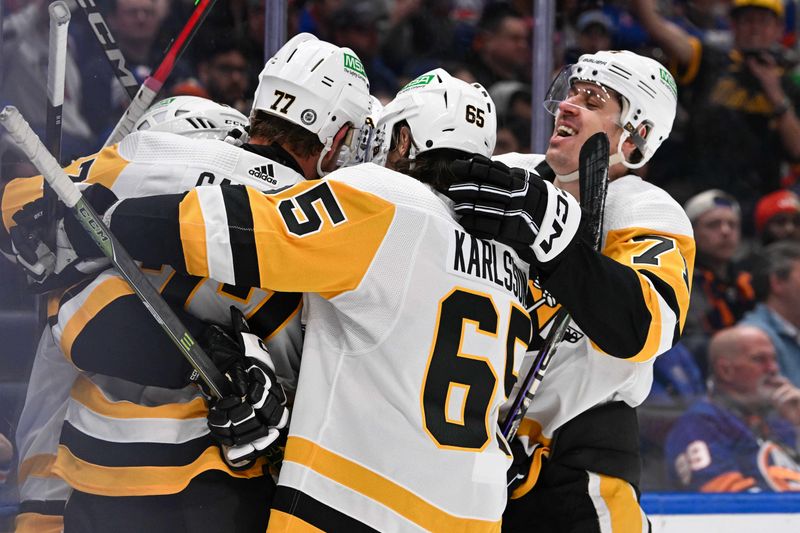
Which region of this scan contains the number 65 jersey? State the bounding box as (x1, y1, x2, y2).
(100, 162, 534, 532)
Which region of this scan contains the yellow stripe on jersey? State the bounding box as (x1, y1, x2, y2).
(599, 227, 695, 362)
(18, 453, 57, 485)
(284, 436, 502, 532)
(598, 474, 646, 533)
(60, 276, 134, 362)
(71, 375, 207, 419)
(52, 445, 264, 496)
(2, 175, 43, 233)
(246, 182, 396, 295)
(15, 513, 64, 533)
(2, 145, 128, 234)
(267, 511, 326, 533)
(179, 190, 210, 278)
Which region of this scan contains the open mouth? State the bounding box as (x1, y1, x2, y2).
(556, 125, 576, 137)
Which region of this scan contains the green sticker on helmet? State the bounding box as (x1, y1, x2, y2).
(400, 74, 435, 92)
(344, 53, 367, 78)
(153, 97, 177, 108)
(659, 68, 678, 98)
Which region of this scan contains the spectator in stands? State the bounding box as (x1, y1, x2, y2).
(682, 190, 756, 377)
(1, 0, 94, 161)
(174, 36, 251, 113)
(741, 242, 800, 388)
(632, 0, 800, 233)
(379, 0, 457, 78)
(665, 326, 800, 492)
(466, 3, 530, 88)
(329, 0, 398, 101)
(563, 9, 614, 64)
(78, 0, 167, 140)
(755, 189, 800, 246)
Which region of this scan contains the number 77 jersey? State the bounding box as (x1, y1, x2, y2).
(104, 162, 533, 531)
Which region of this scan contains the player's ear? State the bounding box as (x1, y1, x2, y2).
(394, 125, 412, 159)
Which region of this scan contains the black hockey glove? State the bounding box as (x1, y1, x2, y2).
(202, 307, 289, 468)
(446, 155, 582, 265)
(8, 185, 115, 290)
(506, 437, 539, 497)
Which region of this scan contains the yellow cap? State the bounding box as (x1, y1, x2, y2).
(731, 0, 784, 18)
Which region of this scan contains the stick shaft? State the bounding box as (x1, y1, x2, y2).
(0, 106, 228, 399)
(501, 133, 610, 441)
(75, 0, 138, 101)
(103, 0, 217, 146)
(46, 1, 70, 163)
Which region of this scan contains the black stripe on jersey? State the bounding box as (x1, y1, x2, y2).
(221, 185, 260, 287)
(70, 292, 196, 388)
(219, 283, 252, 300)
(60, 421, 214, 467)
(638, 269, 682, 348)
(161, 273, 205, 309)
(540, 241, 651, 358)
(58, 275, 100, 309)
(18, 499, 66, 516)
(247, 292, 302, 339)
(108, 193, 188, 274)
(272, 486, 380, 533)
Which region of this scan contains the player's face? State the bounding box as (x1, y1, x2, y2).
(693, 207, 741, 263)
(545, 81, 623, 175)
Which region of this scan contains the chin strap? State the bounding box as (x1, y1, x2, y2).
(556, 152, 623, 182)
(315, 137, 334, 177)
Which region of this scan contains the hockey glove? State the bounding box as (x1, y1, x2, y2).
(203, 307, 289, 467)
(446, 155, 582, 265)
(9, 188, 113, 290)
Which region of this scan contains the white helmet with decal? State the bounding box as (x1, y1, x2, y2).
(372, 68, 496, 166)
(545, 50, 678, 169)
(252, 33, 372, 174)
(133, 96, 247, 140)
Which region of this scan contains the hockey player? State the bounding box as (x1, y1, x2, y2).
(446, 50, 696, 531)
(19, 68, 538, 531)
(5, 34, 372, 531)
(9, 96, 300, 533)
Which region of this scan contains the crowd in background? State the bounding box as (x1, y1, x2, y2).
(3, 0, 800, 495)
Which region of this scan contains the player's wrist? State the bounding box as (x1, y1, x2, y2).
(772, 96, 793, 118)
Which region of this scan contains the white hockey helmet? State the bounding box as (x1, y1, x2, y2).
(133, 96, 248, 140)
(372, 68, 497, 166)
(252, 33, 372, 175)
(544, 50, 678, 169)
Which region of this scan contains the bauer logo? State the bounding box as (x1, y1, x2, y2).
(344, 53, 367, 78)
(401, 74, 434, 92)
(659, 68, 678, 98)
(249, 164, 278, 185)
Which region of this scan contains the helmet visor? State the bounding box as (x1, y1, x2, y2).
(543, 65, 623, 121)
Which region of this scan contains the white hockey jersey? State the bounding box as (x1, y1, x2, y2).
(495, 153, 695, 495)
(96, 162, 534, 531)
(3, 132, 305, 523)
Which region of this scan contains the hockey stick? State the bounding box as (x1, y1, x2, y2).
(103, 0, 217, 146)
(501, 132, 610, 440)
(46, 1, 70, 163)
(76, 0, 138, 101)
(0, 106, 229, 399)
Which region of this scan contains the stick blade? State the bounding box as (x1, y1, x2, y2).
(578, 132, 610, 250)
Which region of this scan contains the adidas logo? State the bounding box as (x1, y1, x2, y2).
(248, 164, 277, 185)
